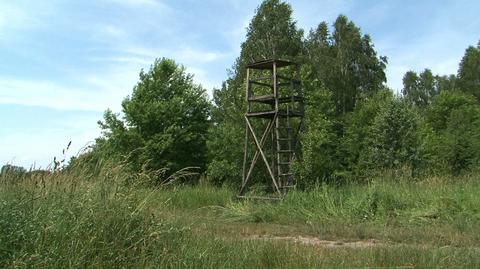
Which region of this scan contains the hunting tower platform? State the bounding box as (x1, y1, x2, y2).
(239, 59, 304, 199)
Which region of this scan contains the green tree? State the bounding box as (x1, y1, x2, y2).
(301, 17, 387, 183)
(457, 41, 480, 101)
(1, 165, 26, 175)
(435, 74, 457, 92)
(423, 91, 480, 174)
(402, 69, 439, 108)
(238, 0, 304, 67)
(342, 90, 407, 177)
(330, 15, 387, 115)
(443, 105, 480, 174)
(361, 97, 418, 173)
(419, 69, 436, 102)
(97, 58, 210, 180)
(402, 71, 420, 105)
(426, 90, 477, 131)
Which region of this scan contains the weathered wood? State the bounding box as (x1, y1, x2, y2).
(240, 117, 275, 195)
(242, 68, 250, 185)
(246, 68, 251, 112)
(240, 59, 304, 198)
(246, 110, 276, 118)
(242, 119, 249, 186)
(248, 95, 303, 104)
(245, 116, 282, 196)
(246, 59, 296, 70)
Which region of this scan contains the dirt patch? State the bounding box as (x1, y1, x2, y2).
(248, 235, 383, 248)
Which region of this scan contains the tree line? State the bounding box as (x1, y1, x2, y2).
(71, 0, 480, 187)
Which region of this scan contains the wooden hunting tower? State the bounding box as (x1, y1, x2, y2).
(239, 59, 304, 198)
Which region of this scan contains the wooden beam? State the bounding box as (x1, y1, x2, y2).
(245, 116, 282, 196)
(241, 119, 249, 186)
(240, 117, 275, 195)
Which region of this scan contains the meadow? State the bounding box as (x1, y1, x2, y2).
(1, 166, 479, 268)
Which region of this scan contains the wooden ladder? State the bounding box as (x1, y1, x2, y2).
(275, 105, 295, 192)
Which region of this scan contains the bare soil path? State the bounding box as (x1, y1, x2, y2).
(248, 234, 383, 248)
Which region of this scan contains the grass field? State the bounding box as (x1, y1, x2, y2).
(1, 169, 480, 268)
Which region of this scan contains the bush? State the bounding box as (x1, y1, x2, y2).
(293, 87, 339, 186)
(423, 91, 480, 175)
(360, 97, 419, 173)
(95, 58, 211, 182)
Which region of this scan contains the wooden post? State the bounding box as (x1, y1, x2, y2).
(242, 67, 251, 186)
(242, 119, 248, 186)
(246, 68, 251, 112)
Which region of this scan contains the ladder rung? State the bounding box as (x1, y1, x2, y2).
(278, 162, 290, 165)
(276, 127, 292, 129)
(277, 138, 292, 141)
(278, 150, 293, 153)
(279, 173, 293, 176)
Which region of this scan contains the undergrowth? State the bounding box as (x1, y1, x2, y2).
(1, 166, 479, 268)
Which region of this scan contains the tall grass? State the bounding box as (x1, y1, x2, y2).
(1, 166, 479, 268)
(225, 176, 480, 225)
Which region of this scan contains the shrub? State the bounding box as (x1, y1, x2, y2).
(95, 58, 211, 182)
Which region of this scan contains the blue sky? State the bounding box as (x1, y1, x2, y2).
(1, 0, 479, 168)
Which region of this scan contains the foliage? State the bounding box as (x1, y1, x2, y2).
(207, 0, 304, 185)
(402, 69, 454, 108)
(457, 41, 480, 101)
(69, 1, 479, 187)
(206, 120, 244, 186)
(304, 16, 387, 116)
(293, 87, 338, 186)
(402, 69, 434, 107)
(426, 90, 477, 131)
(360, 96, 418, 173)
(342, 90, 394, 176)
(238, 0, 304, 67)
(423, 91, 480, 175)
(96, 58, 210, 182)
(295, 14, 389, 184)
(0, 165, 26, 176)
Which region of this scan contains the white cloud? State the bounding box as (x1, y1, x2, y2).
(108, 0, 162, 7)
(116, 45, 225, 93)
(223, 15, 250, 55)
(378, 31, 467, 92)
(124, 45, 225, 64)
(0, 116, 101, 169)
(102, 25, 127, 38)
(89, 56, 152, 65)
(178, 47, 224, 63)
(105, 0, 171, 12)
(0, 2, 47, 40)
(0, 50, 220, 113)
(292, 0, 353, 31)
(185, 66, 217, 93)
(0, 62, 141, 112)
(0, 78, 112, 111)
